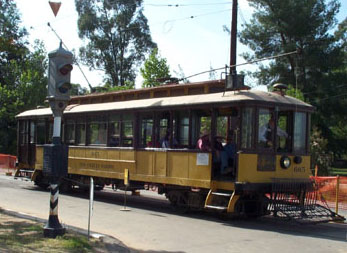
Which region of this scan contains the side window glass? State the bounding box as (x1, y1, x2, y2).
(109, 115, 121, 147)
(294, 112, 307, 153)
(141, 116, 153, 147)
(241, 107, 254, 149)
(64, 120, 75, 145)
(76, 121, 86, 145)
(178, 112, 189, 146)
(122, 114, 133, 147)
(30, 121, 36, 144)
(88, 118, 107, 145)
(37, 121, 46, 144)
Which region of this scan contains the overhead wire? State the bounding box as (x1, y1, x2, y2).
(146, 2, 233, 7)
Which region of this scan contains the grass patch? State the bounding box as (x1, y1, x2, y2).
(329, 168, 347, 176)
(0, 210, 106, 253)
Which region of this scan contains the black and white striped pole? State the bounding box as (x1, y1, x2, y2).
(43, 42, 72, 238)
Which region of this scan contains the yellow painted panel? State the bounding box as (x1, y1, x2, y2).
(276, 155, 312, 179)
(120, 150, 135, 160)
(85, 148, 107, 159)
(107, 149, 120, 160)
(154, 152, 167, 176)
(69, 157, 135, 176)
(237, 153, 273, 183)
(238, 153, 312, 183)
(136, 151, 154, 175)
(35, 146, 44, 170)
(188, 153, 211, 180)
(68, 148, 75, 157)
(73, 148, 86, 158)
(168, 152, 189, 178)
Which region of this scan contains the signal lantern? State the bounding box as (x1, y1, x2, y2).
(47, 42, 73, 102)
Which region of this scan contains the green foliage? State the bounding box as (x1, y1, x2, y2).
(285, 85, 305, 101)
(70, 83, 89, 96)
(239, 0, 347, 157)
(310, 127, 333, 175)
(75, 0, 157, 87)
(140, 48, 171, 87)
(0, 1, 48, 155)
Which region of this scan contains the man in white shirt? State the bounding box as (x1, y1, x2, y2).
(259, 118, 288, 147)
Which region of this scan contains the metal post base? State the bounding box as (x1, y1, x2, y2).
(43, 215, 65, 238)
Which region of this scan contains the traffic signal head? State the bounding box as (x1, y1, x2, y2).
(47, 43, 73, 102)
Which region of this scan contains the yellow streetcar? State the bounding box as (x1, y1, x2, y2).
(16, 80, 341, 221)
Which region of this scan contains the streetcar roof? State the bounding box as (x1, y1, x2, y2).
(16, 90, 313, 118)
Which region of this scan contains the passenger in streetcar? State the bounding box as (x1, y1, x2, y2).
(259, 117, 288, 147)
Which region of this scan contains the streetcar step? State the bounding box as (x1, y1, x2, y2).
(211, 192, 232, 197)
(205, 205, 228, 211)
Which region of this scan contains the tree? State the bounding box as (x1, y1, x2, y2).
(140, 48, 171, 87)
(0, 1, 48, 155)
(75, 0, 157, 87)
(239, 0, 347, 157)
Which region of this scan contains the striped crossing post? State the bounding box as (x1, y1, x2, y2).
(44, 181, 65, 237)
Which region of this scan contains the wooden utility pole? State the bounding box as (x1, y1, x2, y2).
(230, 0, 238, 75)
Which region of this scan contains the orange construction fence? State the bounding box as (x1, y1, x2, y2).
(0, 154, 16, 170)
(311, 176, 347, 213)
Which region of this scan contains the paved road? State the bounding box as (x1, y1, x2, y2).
(0, 175, 346, 253)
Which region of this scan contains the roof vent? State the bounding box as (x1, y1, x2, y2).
(273, 83, 288, 96)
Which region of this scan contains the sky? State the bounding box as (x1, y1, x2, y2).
(14, 0, 346, 90)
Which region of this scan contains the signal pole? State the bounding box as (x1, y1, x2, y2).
(43, 41, 73, 238)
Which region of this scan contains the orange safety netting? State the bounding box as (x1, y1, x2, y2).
(311, 176, 347, 211)
(0, 154, 16, 170)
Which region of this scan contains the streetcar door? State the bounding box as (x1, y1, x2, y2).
(18, 120, 36, 167)
(18, 120, 29, 166)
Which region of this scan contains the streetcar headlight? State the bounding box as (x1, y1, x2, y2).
(280, 156, 291, 169)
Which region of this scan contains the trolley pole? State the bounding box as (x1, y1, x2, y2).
(43, 42, 73, 238)
(229, 0, 238, 75)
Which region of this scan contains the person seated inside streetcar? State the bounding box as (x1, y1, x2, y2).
(196, 131, 211, 151)
(259, 117, 288, 148)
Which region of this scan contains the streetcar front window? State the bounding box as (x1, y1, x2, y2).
(294, 112, 307, 153)
(257, 108, 274, 149)
(277, 111, 292, 153)
(241, 107, 254, 149)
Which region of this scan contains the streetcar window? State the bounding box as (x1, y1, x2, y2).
(294, 112, 307, 153)
(241, 107, 254, 149)
(109, 115, 121, 147)
(88, 117, 107, 145)
(277, 111, 292, 152)
(141, 115, 154, 147)
(76, 122, 86, 145)
(47, 121, 53, 144)
(36, 121, 46, 144)
(192, 110, 211, 147)
(216, 116, 228, 139)
(257, 108, 274, 149)
(19, 121, 29, 144)
(157, 112, 171, 148)
(64, 120, 75, 145)
(30, 121, 35, 144)
(178, 112, 189, 146)
(122, 114, 133, 147)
